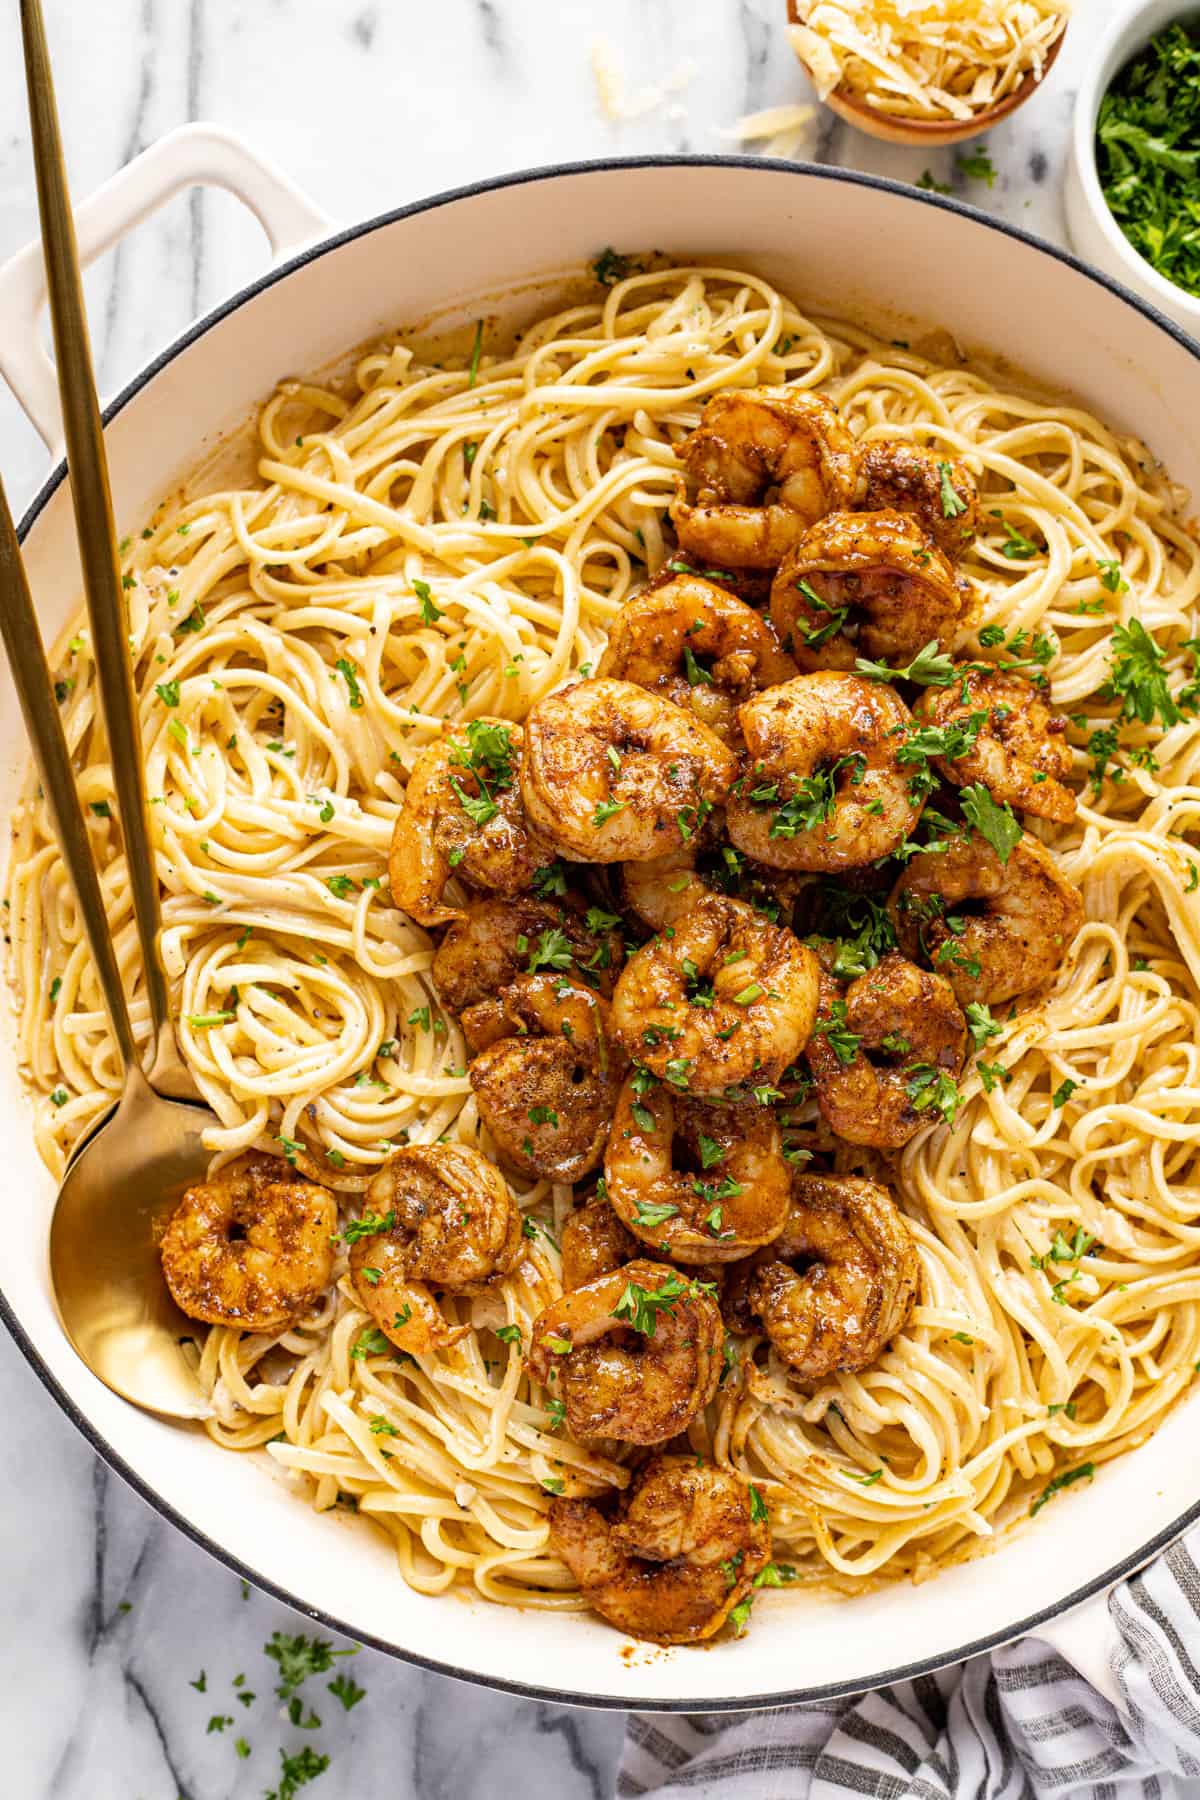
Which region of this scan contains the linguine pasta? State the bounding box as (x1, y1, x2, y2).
(8, 262, 1200, 1612)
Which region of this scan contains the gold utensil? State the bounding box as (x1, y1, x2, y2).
(12, 0, 221, 1418)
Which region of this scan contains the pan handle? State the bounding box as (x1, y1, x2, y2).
(0, 122, 331, 448)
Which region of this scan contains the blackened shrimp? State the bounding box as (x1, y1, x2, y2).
(671, 386, 864, 570)
(725, 1174, 919, 1381)
(348, 1143, 522, 1356)
(598, 572, 796, 741)
(858, 441, 980, 556)
(605, 1080, 790, 1264)
(528, 1259, 723, 1444)
(466, 974, 624, 1182)
(610, 892, 819, 1094)
(914, 668, 1076, 824)
(520, 678, 738, 864)
(621, 847, 709, 932)
(432, 893, 625, 1012)
(771, 510, 970, 672)
(549, 1456, 770, 1644)
(890, 830, 1084, 1007)
(389, 718, 551, 927)
(161, 1151, 336, 1333)
(804, 953, 967, 1149)
(726, 673, 920, 872)
(561, 1195, 644, 1291)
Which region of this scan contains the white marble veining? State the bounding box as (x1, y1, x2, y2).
(0, 2, 1124, 1795)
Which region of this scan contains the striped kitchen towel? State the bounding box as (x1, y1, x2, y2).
(617, 1529, 1200, 1798)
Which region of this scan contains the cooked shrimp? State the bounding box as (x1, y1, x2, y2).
(597, 572, 796, 741)
(890, 830, 1084, 1006)
(671, 386, 864, 570)
(561, 1195, 644, 1290)
(389, 718, 551, 927)
(611, 891, 819, 1094)
(621, 847, 708, 932)
(520, 678, 738, 864)
(605, 1080, 790, 1264)
(549, 1455, 770, 1644)
(528, 1258, 723, 1444)
(348, 1143, 522, 1355)
(726, 673, 920, 873)
(726, 1174, 919, 1380)
(466, 974, 624, 1182)
(804, 953, 967, 1149)
(858, 440, 980, 556)
(432, 893, 625, 1012)
(161, 1151, 336, 1333)
(914, 668, 1076, 824)
(771, 510, 970, 672)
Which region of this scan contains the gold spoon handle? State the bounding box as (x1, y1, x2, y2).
(20, 0, 193, 1098)
(0, 477, 139, 1073)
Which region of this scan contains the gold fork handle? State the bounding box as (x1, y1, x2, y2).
(0, 478, 138, 1073)
(21, 0, 193, 1098)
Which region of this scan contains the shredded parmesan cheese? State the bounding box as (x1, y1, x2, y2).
(721, 103, 818, 163)
(589, 36, 697, 123)
(788, 1, 1071, 121)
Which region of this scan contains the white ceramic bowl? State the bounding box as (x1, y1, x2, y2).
(2, 135, 1200, 1710)
(1065, 0, 1200, 339)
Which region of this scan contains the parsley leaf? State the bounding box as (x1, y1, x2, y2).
(960, 782, 1022, 863)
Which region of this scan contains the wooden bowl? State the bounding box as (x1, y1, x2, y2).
(784, 2, 1067, 146)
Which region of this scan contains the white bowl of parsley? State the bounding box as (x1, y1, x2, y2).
(1065, 1, 1200, 338)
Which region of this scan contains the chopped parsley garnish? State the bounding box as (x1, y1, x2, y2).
(760, 754, 864, 840)
(633, 1199, 680, 1228)
(989, 510, 1039, 559)
(811, 1000, 861, 1066)
(528, 926, 574, 973)
(328, 1671, 367, 1711)
(264, 1630, 357, 1699)
(350, 1327, 391, 1359)
(965, 1001, 1002, 1050)
(1097, 557, 1128, 594)
(495, 1323, 523, 1346)
(683, 645, 712, 687)
(1100, 618, 1190, 728)
(1052, 1079, 1079, 1109)
(960, 782, 1022, 864)
(938, 462, 967, 519)
(1030, 1462, 1095, 1516)
(592, 798, 624, 827)
(155, 679, 180, 707)
(611, 1273, 709, 1336)
(1096, 23, 1200, 301)
(413, 578, 443, 626)
(467, 319, 484, 387)
(957, 145, 996, 186)
(905, 1063, 961, 1125)
(531, 861, 569, 898)
(335, 656, 363, 708)
(591, 246, 637, 286)
(855, 640, 957, 687)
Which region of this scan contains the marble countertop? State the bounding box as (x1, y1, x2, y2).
(0, 2, 1120, 1795)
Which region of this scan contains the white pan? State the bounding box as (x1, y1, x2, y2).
(1, 131, 1196, 1711)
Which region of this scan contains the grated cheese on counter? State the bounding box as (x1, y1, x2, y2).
(721, 103, 818, 163)
(788, 1, 1071, 122)
(589, 36, 697, 123)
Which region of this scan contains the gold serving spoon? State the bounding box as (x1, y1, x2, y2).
(4, 0, 222, 1418)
